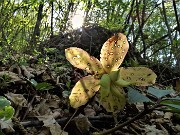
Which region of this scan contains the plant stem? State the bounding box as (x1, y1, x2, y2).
(94, 104, 159, 135)
(60, 109, 78, 135)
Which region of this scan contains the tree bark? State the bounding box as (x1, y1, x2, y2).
(30, 2, 44, 46)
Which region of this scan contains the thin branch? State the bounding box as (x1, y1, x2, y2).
(122, 0, 135, 33)
(136, 0, 141, 27)
(130, 1, 160, 52)
(95, 104, 160, 135)
(141, 0, 146, 26)
(144, 3, 161, 23)
(139, 26, 177, 54)
(132, 0, 142, 47)
(148, 44, 171, 57)
(140, 0, 147, 58)
(50, 1, 54, 37)
(14, 115, 124, 128)
(172, 0, 180, 36)
(84, 0, 92, 25)
(61, 109, 78, 135)
(161, 0, 173, 45)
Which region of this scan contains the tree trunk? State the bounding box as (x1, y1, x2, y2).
(30, 2, 44, 47)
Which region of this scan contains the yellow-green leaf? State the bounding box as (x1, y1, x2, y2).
(99, 74, 111, 103)
(100, 92, 126, 112)
(100, 74, 111, 88)
(118, 67, 157, 86)
(110, 83, 126, 102)
(69, 75, 100, 108)
(115, 78, 132, 87)
(109, 70, 119, 82)
(65, 47, 104, 75)
(99, 84, 126, 112)
(100, 33, 129, 73)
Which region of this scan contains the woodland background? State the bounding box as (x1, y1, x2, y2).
(0, 0, 180, 84)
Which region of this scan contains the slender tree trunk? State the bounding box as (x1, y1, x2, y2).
(30, 2, 44, 47)
(50, 1, 54, 37)
(61, 1, 74, 31)
(172, 0, 180, 69)
(84, 0, 92, 25)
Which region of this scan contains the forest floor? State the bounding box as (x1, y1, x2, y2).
(0, 57, 179, 135)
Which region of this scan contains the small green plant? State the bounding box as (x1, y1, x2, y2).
(0, 74, 10, 88)
(147, 87, 180, 113)
(0, 96, 14, 120)
(64, 33, 180, 135)
(30, 79, 54, 91)
(62, 81, 72, 98)
(65, 33, 157, 112)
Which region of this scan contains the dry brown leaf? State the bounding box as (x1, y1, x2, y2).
(42, 72, 52, 81)
(144, 125, 169, 135)
(37, 116, 68, 135)
(164, 112, 173, 120)
(5, 92, 27, 107)
(37, 127, 50, 135)
(36, 115, 56, 127)
(0, 120, 14, 133)
(174, 124, 180, 133)
(33, 99, 51, 115)
(84, 107, 96, 116)
(21, 65, 34, 79)
(46, 95, 60, 109)
(0, 71, 25, 84)
(48, 123, 68, 135)
(73, 115, 92, 134)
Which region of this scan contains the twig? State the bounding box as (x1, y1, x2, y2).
(14, 115, 124, 129)
(172, 0, 180, 36)
(140, 0, 147, 58)
(162, 0, 173, 45)
(94, 104, 160, 135)
(140, 26, 177, 55)
(122, 0, 135, 33)
(21, 94, 36, 121)
(60, 109, 78, 135)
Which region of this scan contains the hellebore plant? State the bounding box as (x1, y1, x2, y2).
(65, 33, 157, 112)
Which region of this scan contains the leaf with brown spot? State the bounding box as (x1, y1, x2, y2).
(65, 47, 104, 75)
(118, 67, 157, 86)
(100, 33, 129, 73)
(100, 88, 126, 112)
(99, 84, 126, 112)
(69, 75, 100, 108)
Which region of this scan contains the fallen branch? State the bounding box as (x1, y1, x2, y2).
(94, 104, 160, 135)
(13, 115, 124, 129)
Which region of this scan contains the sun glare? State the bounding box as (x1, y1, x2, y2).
(71, 13, 84, 29)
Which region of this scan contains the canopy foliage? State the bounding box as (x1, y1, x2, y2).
(0, 0, 179, 72)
